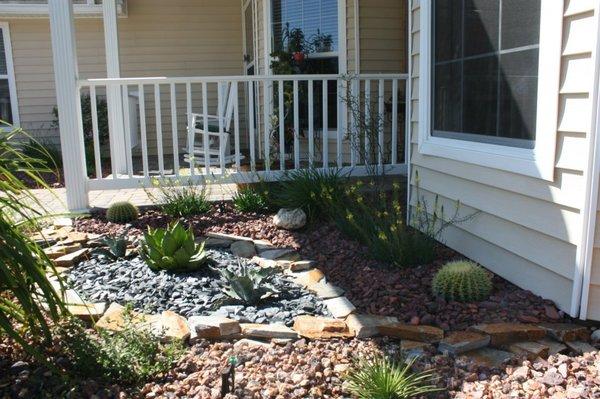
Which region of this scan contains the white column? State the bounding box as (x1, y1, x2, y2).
(49, 0, 88, 211)
(103, 0, 127, 174)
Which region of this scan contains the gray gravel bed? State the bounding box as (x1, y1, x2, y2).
(66, 250, 329, 326)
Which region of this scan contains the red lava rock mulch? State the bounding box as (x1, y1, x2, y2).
(74, 204, 567, 332)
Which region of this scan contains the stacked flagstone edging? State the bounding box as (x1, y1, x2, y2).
(36, 222, 599, 367)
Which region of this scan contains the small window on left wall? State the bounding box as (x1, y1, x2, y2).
(0, 23, 18, 126)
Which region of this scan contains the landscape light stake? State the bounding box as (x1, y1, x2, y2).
(220, 356, 238, 397)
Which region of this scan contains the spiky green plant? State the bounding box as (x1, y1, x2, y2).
(345, 356, 440, 399)
(273, 168, 347, 221)
(432, 260, 493, 302)
(0, 127, 66, 359)
(140, 221, 213, 272)
(93, 230, 130, 260)
(145, 178, 211, 217)
(219, 264, 278, 305)
(232, 186, 269, 213)
(106, 201, 138, 224)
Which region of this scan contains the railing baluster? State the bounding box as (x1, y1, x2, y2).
(308, 80, 314, 168)
(378, 79, 385, 167)
(263, 80, 270, 172)
(293, 80, 300, 170)
(248, 81, 256, 171)
(89, 86, 102, 179)
(138, 84, 149, 177)
(391, 79, 398, 165)
(233, 82, 241, 170)
(121, 85, 133, 178)
(218, 82, 226, 175)
(154, 84, 164, 176)
(278, 80, 285, 171)
(186, 82, 195, 178)
(202, 82, 210, 175)
(170, 83, 179, 176)
(322, 79, 328, 169)
(364, 79, 371, 165)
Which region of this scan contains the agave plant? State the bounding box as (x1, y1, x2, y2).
(93, 230, 130, 260)
(219, 264, 278, 305)
(0, 127, 66, 360)
(140, 221, 213, 272)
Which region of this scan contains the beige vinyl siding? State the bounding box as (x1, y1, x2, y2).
(6, 0, 243, 153)
(409, 1, 597, 314)
(358, 0, 407, 74)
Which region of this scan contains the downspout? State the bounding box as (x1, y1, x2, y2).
(405, 0, 412, 225)
(575, 4, 600, 319)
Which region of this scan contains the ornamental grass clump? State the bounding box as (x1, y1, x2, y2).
(0, 128, 66, 360)
(106, 201, 138, 224)
(328, 180, 436, 267)
(140, 221, 213, 272)
(432, 260, 493, 302)
(232, 186, 269, 213)
(273, 168, 347, 221)
(145, 178, 211, 217)
(345, 356, 441, 399)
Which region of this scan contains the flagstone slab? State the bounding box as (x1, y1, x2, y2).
(53, 248, 89, 267)
(308, 280, 345, 299)
(537, 323, 590, 343)
(190, 324, 222, 343)
(293, 269, 326, 287)
(240, 323, 299, 340)
(345, 314, 398, 338)
(289, 260, 315, 272)
(151, 311, 191, 342)
(507, 341, 549, 360)
(230, 240, 257, 258)
(206, 232, 254, 242)
(470, 323, 546, 346)
(44, 243, 82, 259)
(293, 315, 354, 339)
(67, 302, 107, 323)
(464, 347, 515, 369)
(438, 331, 491, 355)
(565, 341, 597, 355)
(259, 248, 299, 261)
(401, 340, 433, 358)
(187, 315, 241, 337)
(96, 303, 156, 332)
(200, 237, 233, 248)
(379, 323, 444, 343)
(234, 338, 271, 349)
(537, 338, 568, 356)
(324, 297, 356, 318)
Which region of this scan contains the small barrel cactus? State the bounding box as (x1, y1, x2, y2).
(432, 260, 492, 302)
(106, 201, 138, 223)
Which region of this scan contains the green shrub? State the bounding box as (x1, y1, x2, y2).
(432, 260, 493, 302)
(273, 168, 347, 221)
(345, 356, 440, 399)
(106, 201, 139, 224)
(219, 265, 278, 305)
(232, 186, 269, 213)
(146, 178, 211, 217)
(57, 314, 184, 386)
(140, 221, 213, 272)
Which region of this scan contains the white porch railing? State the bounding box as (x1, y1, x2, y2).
(78, 74, 409, 190)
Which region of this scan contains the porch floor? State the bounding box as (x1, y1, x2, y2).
(31, 184, 237, 215)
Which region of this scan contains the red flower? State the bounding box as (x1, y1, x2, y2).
(292, 51, 306, 64)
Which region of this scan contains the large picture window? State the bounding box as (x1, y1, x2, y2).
(432, 0, 541, 148)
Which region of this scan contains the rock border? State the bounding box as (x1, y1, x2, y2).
(40, 227, 599, 368)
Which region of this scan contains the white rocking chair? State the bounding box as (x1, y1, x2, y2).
(183, 82, 243, 168)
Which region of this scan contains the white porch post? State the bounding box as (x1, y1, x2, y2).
(103, 0, 127, 174)
(49, 0, 88, 211)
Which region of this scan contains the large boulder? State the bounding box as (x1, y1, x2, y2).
(273, 208, 307, 230)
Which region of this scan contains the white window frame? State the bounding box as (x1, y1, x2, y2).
(418, 0, 563, 181)
(0, 22, 19, 127)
